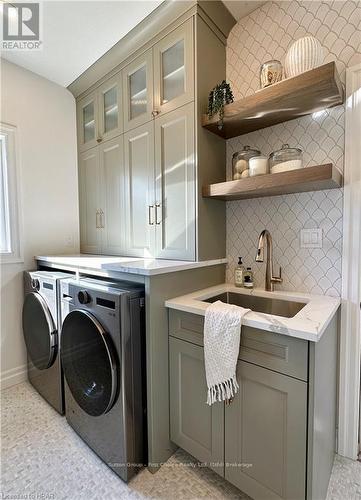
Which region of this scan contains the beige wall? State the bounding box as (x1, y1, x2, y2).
(0, 60, 80, 389)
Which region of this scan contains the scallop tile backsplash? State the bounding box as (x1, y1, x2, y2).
(225, 0, 361, 296)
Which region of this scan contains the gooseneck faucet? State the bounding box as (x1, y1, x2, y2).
(255, 230, 283, 291)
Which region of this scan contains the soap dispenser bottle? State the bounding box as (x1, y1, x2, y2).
(243, 267, 254, 289)
(235, 257, 245, 288)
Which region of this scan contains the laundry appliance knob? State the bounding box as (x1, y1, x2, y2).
(31, 278, 40, 291)
(78, 290, 91, 304)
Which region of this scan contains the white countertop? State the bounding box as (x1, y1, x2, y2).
(165, 284, 340, 342)
(35, 254, 227, 276)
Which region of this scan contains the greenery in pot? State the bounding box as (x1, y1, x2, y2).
(207, 80, 234, 129)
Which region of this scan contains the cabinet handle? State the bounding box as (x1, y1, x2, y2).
(155, 203, 161, 225)
(95, 210, 100, 229)
(148, 205, 155, 225)
(100, 209, 105, 228)
(96, 136, 103, 143)
(151, 110, 160, 118)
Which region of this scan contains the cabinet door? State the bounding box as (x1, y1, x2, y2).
(99, 136, 124, 255)
(169, 337, 224, 475)
(153, 19, 194, 116)
(77, 91, 99, 152)
(154, 102, 195, 260)
(225, 361, 307, 500)
(123, 122, 155, 257)
(98, 74, 123, 143)
(78, 148, 101, 253)
(123, 50, 153, 132)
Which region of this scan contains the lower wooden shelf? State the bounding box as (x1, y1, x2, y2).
(202, 164, 343, 201)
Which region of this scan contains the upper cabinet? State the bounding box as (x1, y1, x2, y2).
(78, 75, 123, 152)
(76, 10, 228, 260)
(154, 102, 195, 260)
(153, 19, 194, 116)
(79, 136, 124, 255)
(123, 122, 155, 257)
(98, 75, 123, 143)
(77, 92, 99, 152)
(123, 50, 154, 132)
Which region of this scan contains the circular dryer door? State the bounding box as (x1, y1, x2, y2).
(61, 310, 118, 417)
(22, 292, 57, 370)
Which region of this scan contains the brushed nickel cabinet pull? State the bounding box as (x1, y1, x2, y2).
(148, 205, 155, 225)
(151, 110, 160, 118)
(155, 203, 161, 225)
(96, 136, 102, 143)
(100, 210, 105, 228)
(95, 210, 100, 229)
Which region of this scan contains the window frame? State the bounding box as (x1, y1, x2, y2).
(0, 123, 23, 264)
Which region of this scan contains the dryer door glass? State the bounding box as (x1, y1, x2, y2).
(22, 292, 57, 370)
(61, 310, 118, 417)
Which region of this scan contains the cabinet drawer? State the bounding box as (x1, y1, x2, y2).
(168, 309, 308, 381)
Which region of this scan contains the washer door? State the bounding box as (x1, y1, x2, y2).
(22, 292, 57, 370)
(61, 310, 118, 417)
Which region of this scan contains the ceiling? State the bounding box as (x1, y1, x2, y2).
(1, 1, 162, 87)
(1, 1, 264, 88)
(223, 1, 265, 21)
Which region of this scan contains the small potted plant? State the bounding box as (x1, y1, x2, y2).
(207, 80, 234, 129)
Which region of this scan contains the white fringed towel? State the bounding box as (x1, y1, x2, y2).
(204, 300, 250, 405)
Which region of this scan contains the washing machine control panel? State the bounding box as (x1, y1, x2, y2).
(78, 290, 91, 304)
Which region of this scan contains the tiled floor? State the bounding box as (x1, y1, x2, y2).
(1, 382, 360, 499)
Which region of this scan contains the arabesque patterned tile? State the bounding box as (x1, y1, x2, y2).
(225, 1, 361, 295)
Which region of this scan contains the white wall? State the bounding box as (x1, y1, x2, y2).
(0, 60, 80, 389)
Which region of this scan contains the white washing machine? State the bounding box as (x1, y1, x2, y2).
(22, 270, 72, 414)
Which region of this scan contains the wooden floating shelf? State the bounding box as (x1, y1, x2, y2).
(202, 164, 343, 201)
(202, 62, 344, 139)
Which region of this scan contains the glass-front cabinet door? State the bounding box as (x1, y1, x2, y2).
(77, 91, 99, 152)
(153, 19, 194, 116)
(123, 49, 153, 132)
(98, 74, 123, 143)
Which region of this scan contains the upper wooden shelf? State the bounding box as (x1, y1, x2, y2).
(203, 164, 343, 201)
(202, 62, 344, 139)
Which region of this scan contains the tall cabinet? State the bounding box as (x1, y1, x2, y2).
(76, 7, 229, 261)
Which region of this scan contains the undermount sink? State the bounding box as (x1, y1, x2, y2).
(203, 292, 306, 318)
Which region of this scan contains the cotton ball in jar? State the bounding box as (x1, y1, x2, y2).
(235, 159, 248, 173)
(233, 172, 242, 180)
(241, 169, 249, 178)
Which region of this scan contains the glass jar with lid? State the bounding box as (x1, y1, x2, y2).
(232, 145, 261, 180)
(269, 144, 303, 174)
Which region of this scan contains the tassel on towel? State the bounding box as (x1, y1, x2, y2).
(204, 300, 250, 406)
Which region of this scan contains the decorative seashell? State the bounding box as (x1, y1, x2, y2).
(285, 36, 324, 78)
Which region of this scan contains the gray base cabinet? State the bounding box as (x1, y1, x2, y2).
(169, 337, 224, 475)
(168, 309, 338, 500)
(225, 361, 307, 500)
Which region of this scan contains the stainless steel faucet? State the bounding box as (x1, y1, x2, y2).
(255, 230, 283, 291)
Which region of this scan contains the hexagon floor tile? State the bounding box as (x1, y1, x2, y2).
(1, 382, 360, 499)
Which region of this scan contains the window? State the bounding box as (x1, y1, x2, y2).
(0, 123, 22, 263)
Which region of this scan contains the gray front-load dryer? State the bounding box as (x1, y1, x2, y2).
(22, 270, 72, 414)
(60, 277, 147, 482)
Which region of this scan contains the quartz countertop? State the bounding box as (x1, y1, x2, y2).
(35, 254, 227, 276)
(165, 284, 340, 342)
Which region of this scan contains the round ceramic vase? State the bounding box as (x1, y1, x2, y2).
(285, 36, 324, 78)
